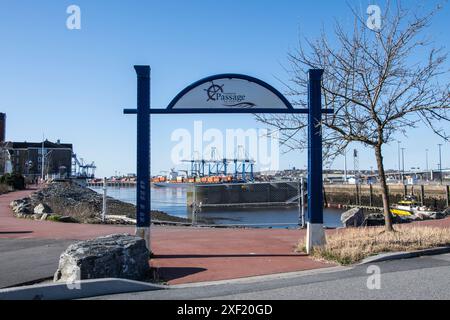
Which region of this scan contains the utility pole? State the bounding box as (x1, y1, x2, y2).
(343, 148, 348, 183)
(397, 141, 401, 182)
(353, 149, 359, 178)
(41, 135, 45, 182)
(425, 149, 429, 182)
(401, 147, 405, 183)
(438, 144, 443, 185)
(102, 177, 107, 223)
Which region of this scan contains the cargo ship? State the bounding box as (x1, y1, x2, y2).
(152, 172, 235, 188)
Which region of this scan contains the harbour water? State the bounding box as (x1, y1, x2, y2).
(90, 186, 344, 228)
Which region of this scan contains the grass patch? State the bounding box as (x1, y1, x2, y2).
(298, 225, 450, 265)
(47, 215, 62, 222)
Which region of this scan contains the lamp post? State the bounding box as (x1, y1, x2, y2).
(397, 141, 401, 182)
(438, 144, 443, 185)
(41, 137, 45, 181)
(401, 147, 406, 183)
(343, 148, 348, 183)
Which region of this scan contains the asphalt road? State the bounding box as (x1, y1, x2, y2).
(90, 254, 450, 300)
(0, 238, 74, 288)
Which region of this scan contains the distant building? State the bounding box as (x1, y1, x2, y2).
(347, 176, 361, 185)
(0, 113, 6, 143)
(0, 139, 73, 179)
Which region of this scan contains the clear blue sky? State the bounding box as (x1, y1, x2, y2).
(1, 0, 449, 177)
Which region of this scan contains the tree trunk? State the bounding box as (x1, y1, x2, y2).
(374, 143, 394, 232)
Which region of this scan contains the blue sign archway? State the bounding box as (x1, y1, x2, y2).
(124, 65, 332, 253)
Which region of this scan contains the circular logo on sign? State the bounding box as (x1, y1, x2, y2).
(205, 82, 224, 101)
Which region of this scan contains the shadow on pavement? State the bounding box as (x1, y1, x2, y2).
(0, 231, 33, 234)
(152, 267, 207, 282)
(154, 253, 306, 259)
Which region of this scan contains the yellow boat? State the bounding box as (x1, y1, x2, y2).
(391, 195, 438, 219)
(392, 198, 416, 216)
(390, 207, 414, 217)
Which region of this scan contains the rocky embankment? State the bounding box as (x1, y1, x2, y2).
(10, 181, 189, 224)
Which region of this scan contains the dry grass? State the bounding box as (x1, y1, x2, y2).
(0, 183, 10, 194)
(298, 225, 450, 265)
(44, 199, 97, 223)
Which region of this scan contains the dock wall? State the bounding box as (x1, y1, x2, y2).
(189, 182, 450, 210)
(323, 184, 450, 210)
(187, 182, 300, 208)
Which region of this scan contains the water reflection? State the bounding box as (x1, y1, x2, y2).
(90, 186, 343, 228)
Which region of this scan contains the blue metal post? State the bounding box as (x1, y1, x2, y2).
(135, 65, 151, 249)
(306, 69, 326, 253)
(307, 69, 324, 225)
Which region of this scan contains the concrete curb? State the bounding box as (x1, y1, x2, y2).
(0, 278, 165, 300)
(170, 266, 350, 289)
(358, 246, 450, 265)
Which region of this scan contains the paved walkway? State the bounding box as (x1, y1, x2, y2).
(150, 227, 332, 284)
(0, 189, 134, 240)
(1, 189, 449, 286)
(0, 189, 332, 286)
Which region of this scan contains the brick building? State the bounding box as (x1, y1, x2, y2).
(0, 140, 73, 179)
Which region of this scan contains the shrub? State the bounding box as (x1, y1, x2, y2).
(0, 173, 26, 190)
(0, 183, 10, 194)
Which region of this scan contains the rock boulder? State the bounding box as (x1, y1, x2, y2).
(443, 207, 450, 217)
(58, 215, 78, 223)
(54, 234, 150, 282)
(10, 198, 32, 215)
(34, 203, 52, 214)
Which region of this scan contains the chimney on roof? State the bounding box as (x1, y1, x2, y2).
(0, 113, 5, 143)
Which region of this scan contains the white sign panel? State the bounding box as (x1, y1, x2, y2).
(168, 75, 292, 110)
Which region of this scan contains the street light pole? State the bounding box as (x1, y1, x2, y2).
(401, 147, 405, 183)
(397, 141, 401, 182)
(343, 148, 347, 183)
(102, 177, 107, 223)
(41, 136, 45, 182)
(425, 149, 429, 182)
(438, 144, 443, 185)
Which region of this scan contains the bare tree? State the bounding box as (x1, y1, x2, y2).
(257, 1, 449, 231)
